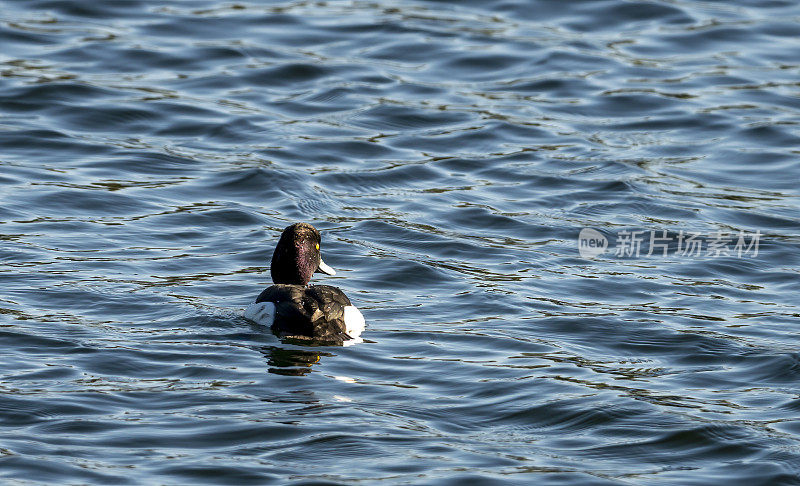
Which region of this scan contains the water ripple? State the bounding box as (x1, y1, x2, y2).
(1, 0, 800, 484)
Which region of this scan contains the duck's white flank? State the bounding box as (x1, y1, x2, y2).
(343, 305, 365, 339)
(244, 301, 276, 327)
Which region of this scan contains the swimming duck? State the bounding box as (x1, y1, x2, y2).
(244, 223, 365, 343)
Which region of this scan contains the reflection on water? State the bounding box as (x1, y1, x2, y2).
(259, 346, 333, 376)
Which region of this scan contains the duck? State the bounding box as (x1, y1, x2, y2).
(244, 222, 365, 343)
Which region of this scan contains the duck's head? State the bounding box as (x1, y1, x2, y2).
(270, 223, 336, 286)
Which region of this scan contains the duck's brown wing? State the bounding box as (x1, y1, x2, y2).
(255, 284, 352, 342)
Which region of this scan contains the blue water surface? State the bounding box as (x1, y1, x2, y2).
(1, 0, 800, 484)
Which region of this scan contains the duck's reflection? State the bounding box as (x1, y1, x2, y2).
(258, 344, 335, 376)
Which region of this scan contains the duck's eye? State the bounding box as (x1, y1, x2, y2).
(315, 243, 320, 250)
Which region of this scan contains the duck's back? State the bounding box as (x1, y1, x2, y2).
(249, 284, 362, 342)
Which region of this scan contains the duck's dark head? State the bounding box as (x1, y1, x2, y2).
(270, 223, 336, 286)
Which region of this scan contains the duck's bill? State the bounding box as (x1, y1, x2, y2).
(317, 259, 336, 275)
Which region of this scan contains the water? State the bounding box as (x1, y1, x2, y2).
(1, 0, 799, 483)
